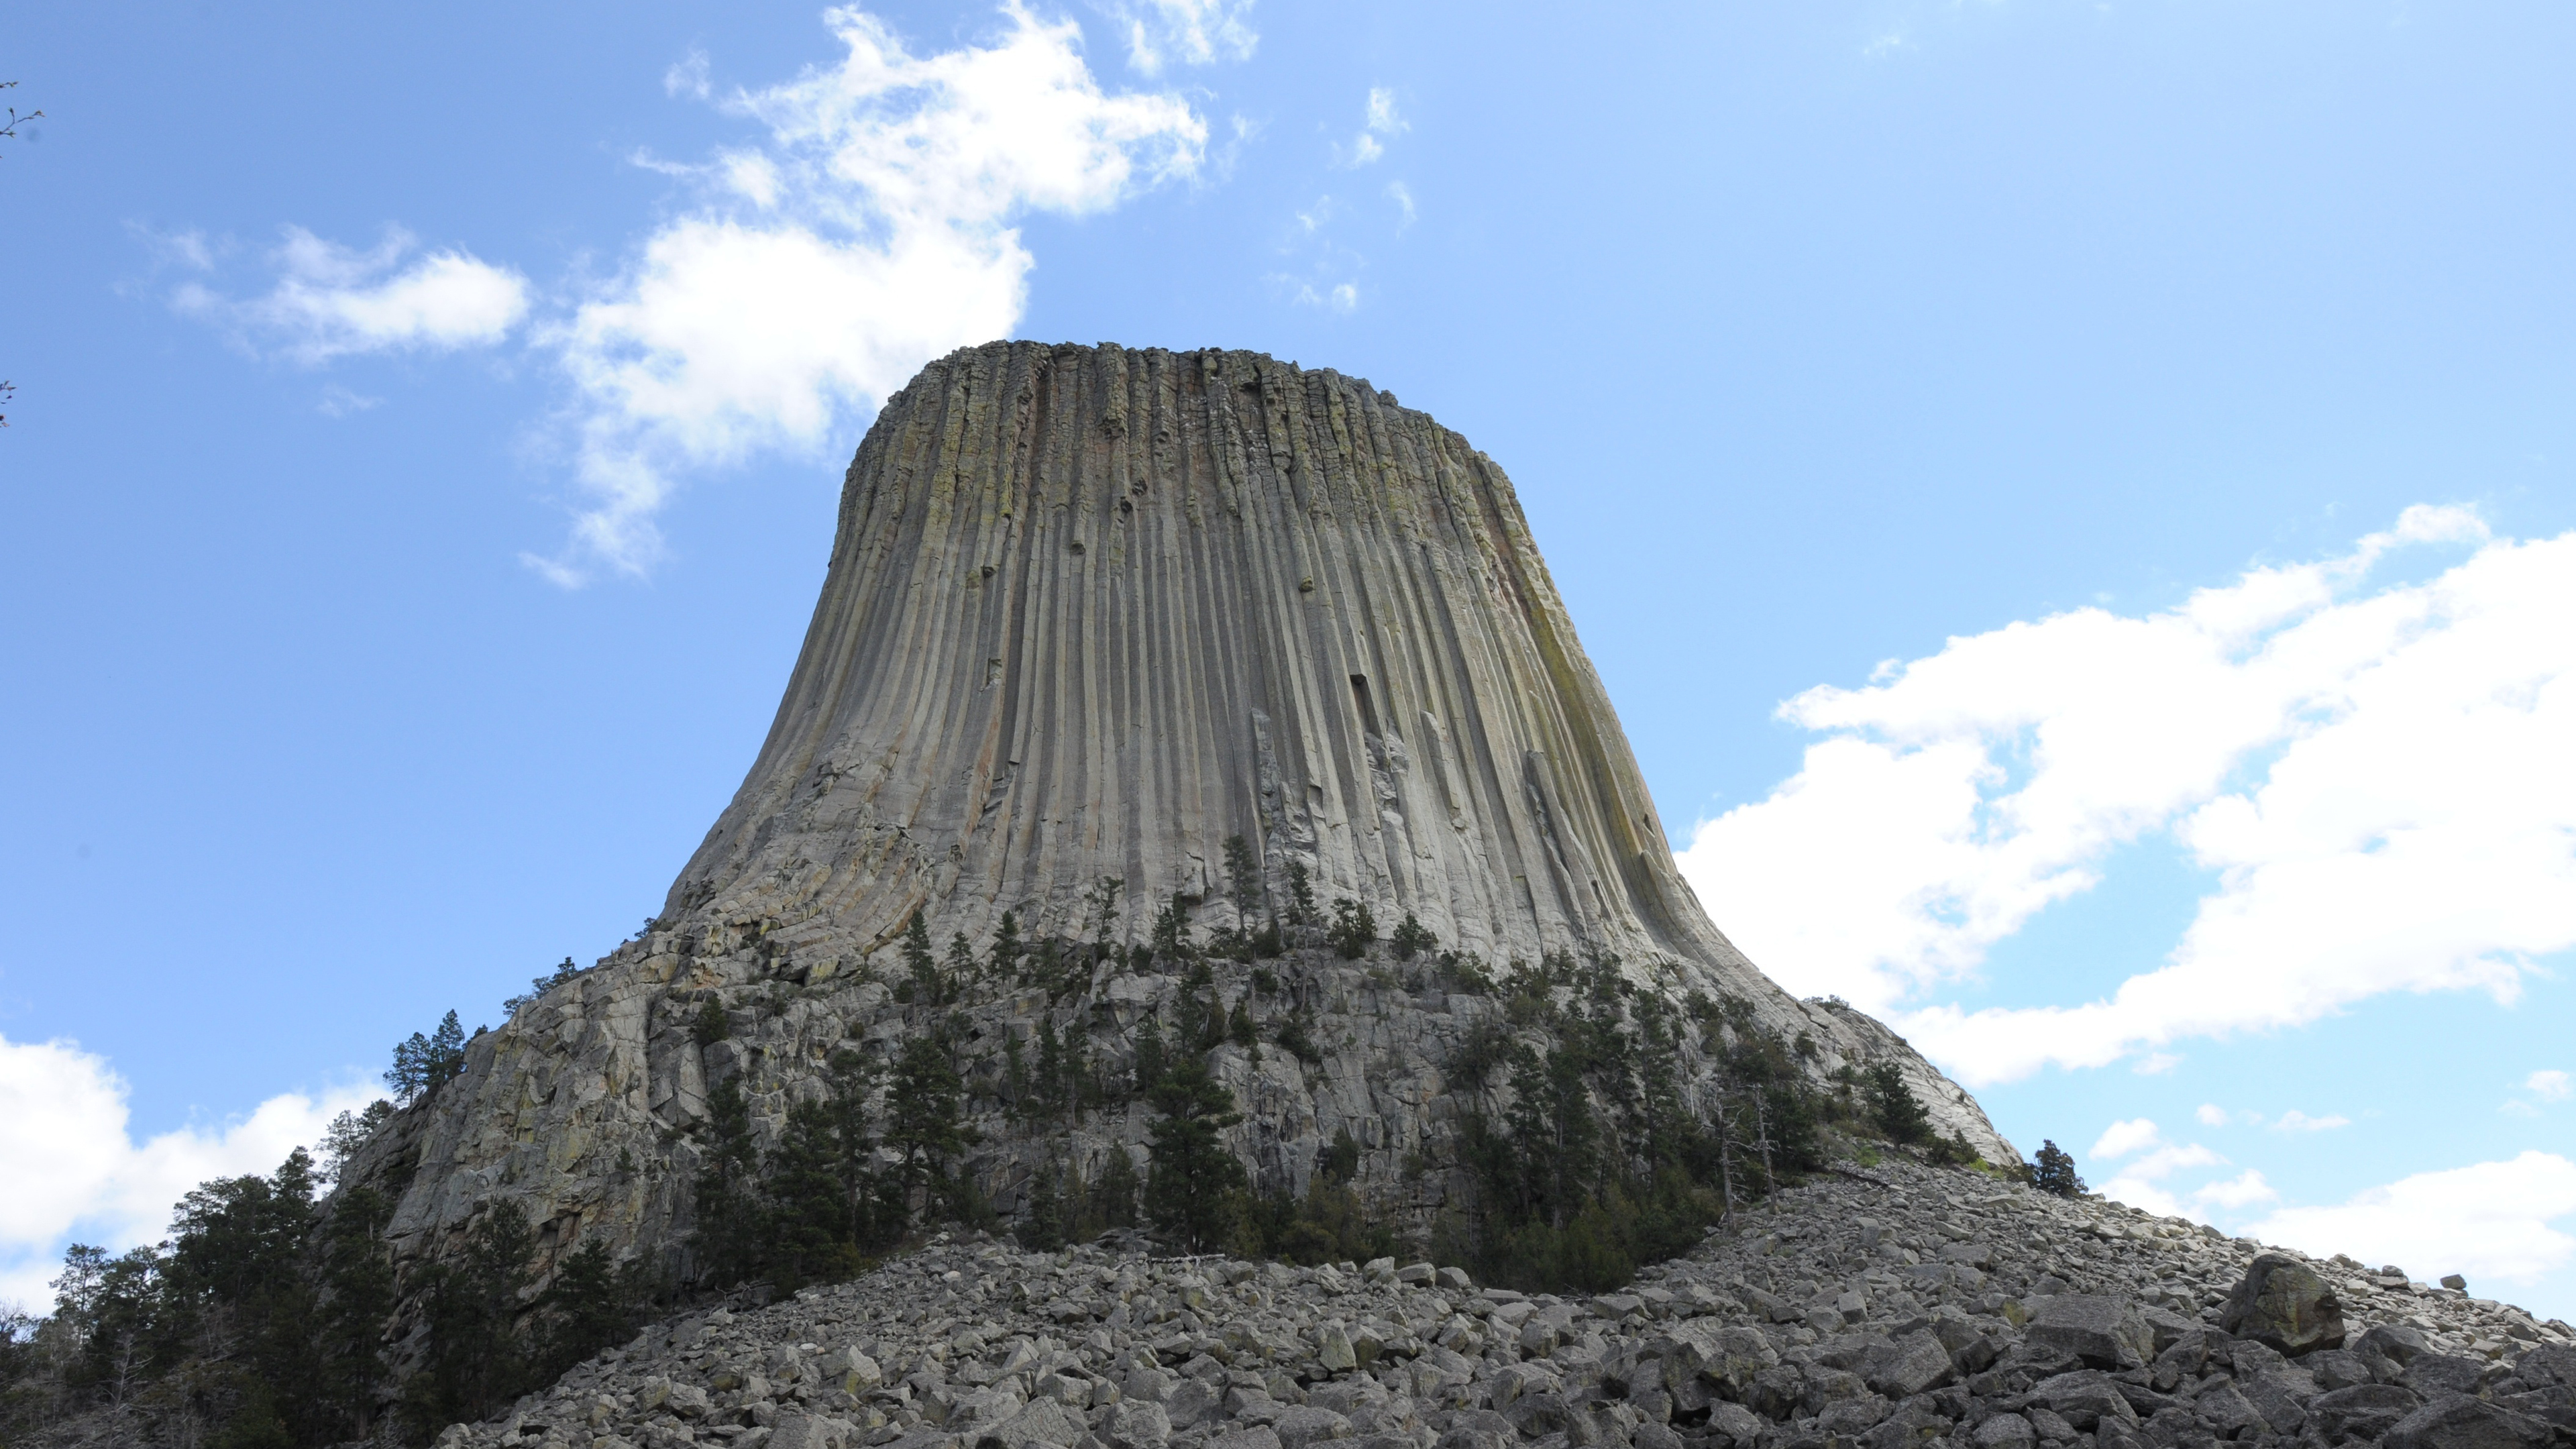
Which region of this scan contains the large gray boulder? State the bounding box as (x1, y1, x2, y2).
(2220, 1252, 2346, 1356)
(2027, 1295, 2147, 1368)
(1861, 1330, 1957, 1398)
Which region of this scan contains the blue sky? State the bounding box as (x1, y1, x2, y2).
(4, 1, 2572, 1317)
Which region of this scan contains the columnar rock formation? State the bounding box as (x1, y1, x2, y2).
(676, 339, 1738, 979)
(352, 341, 2010, 1287)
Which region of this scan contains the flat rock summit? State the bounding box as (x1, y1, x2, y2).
(326, 342, 2572, 1449)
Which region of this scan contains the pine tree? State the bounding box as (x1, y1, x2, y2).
(1864, 1061, 1934, 1146)
(688, 1079, 763, 1286)
(1143, 1057, 1247, 1250)
(1150, 893, 1194, 961)
(1285, 861, 1315, 927)
(947, 931, 978, 989)
(1222, 834, 1265, 924)
(990, 910, 1024, 979)
(764, 1102, 857, 1291)
(399, 1201, 534, 1436)
(886, 1036, 973, 1221)
(690, 994, 731, 1046)
(1096, 1148, 1141, 1228)
(1085, 875, 1125, 960)
(1328, 898, 1376, 959)
(426, 1012, 468, 1093)
(821, 1049, 894, 1250)
(2032, 1140, 2086, 1198)
(1018, 1162, 1067, 1252)
(1131, 1017, 1168, 1098)
(532, 1239, 643, 1382)
(902, 912, 943, 1004)
(1389, 912, 1436, 961)
(317, 1185, 395, 1441)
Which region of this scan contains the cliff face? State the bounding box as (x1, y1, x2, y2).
(675, 339, 1728, 976)
(352, 341, 2012, 1281)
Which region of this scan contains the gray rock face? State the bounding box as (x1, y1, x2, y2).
(345, 342, 2010, 1293)
(2223, 1250, 2347, 1356)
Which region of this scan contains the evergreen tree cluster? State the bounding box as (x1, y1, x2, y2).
(1, 1143, 647, 1448)
(385, 1011, 469, 1104)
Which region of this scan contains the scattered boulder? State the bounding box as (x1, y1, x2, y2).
(2028, 1369, 2140, 1431)
(2222, 1252, 2348, 1356)
(2384, 1393, 2553, 1449)
(404, 1159, 2576, 1449)
(2027, 1295, 2145, 1368)
(2309, 1384, 2426, 1444)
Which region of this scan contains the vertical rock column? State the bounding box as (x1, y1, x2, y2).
(667, 341, 1760, 1000)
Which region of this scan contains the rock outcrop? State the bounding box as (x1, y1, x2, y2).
(431, 1161, 2576, 1449)
(350, 341, 2008, 1292)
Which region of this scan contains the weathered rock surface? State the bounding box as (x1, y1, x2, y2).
(429, 1160, 2576, 1449)
(346, 343, 2006, 1285)
(2223, 1252, 2348, 1356)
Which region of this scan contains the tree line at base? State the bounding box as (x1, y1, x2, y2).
(1, 863, 2083, 1447)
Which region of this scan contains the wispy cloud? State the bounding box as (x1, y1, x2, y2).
(529, 3, 1209, 584)
(1677, 506, 2576, 1087)
(317, 384, 383, 417)
(2086, 1118, 2229, 1219)
(1103, 0, 1257, 74)
(2273, 1110, 2351, 1133)
(1335, 85, 1405, 167)
(177, 227, 530, 364)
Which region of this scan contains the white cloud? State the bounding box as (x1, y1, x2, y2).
(1676, 506, 2576, 1086)
(2092, 1118, 2161, 1159)
(532, 4, 1208, 583)
(179, 227, 529, 364)
(2273, 1110, 2351, 1132)
(2084, 1118, 2227, 1219)
(317, 384, 383, 417)
(2530, 1069, 2572, 1102)
(2247, 1151, 2576, 1285)
(0, 1034, 376, 1311)
(2194, 1170, 2280, 1210)
(1106, 0, 1256, 74)
(1387, 180, 1416, 229)
(1365, 87, 1403, 135)
(1336, 87, 1404, 167)
(2196, 1102, 2230, 1126)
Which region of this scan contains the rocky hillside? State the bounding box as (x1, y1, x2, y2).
(430, 1159, 2575, 1449)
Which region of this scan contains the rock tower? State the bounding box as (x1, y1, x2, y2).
(355, 342, 2011, 1283)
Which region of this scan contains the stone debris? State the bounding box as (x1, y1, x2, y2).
(433, 1160, 2576, 1449)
